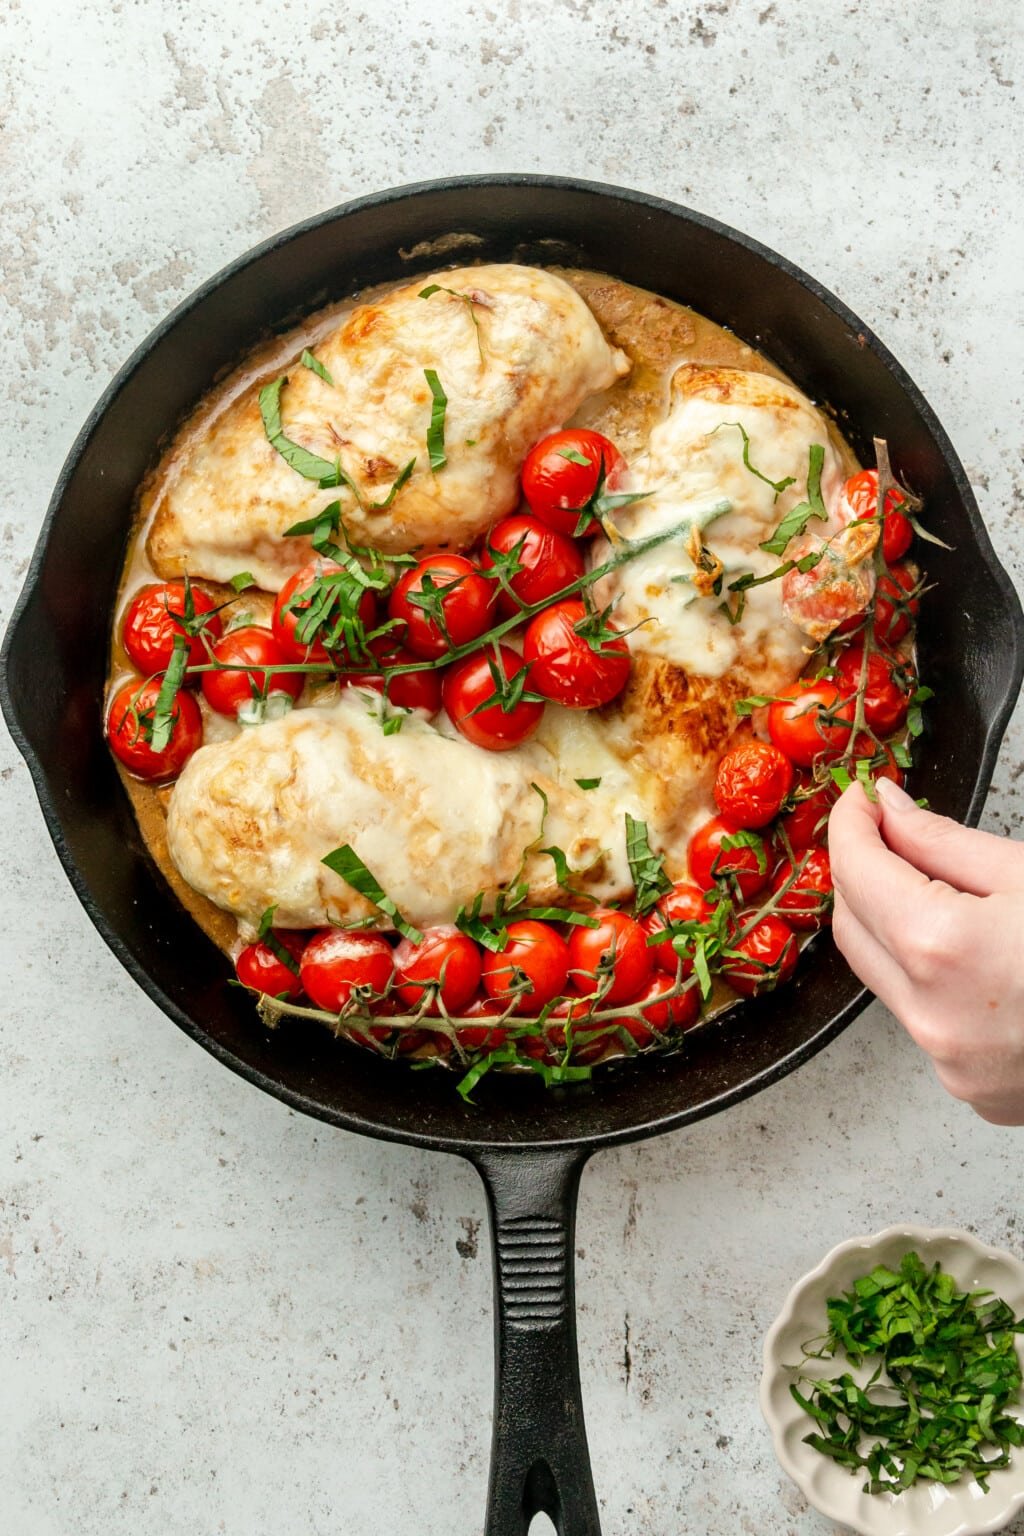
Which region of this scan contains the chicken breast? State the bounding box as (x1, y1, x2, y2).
(166, 692, 646, 933)
(591, 363, 850, 856)
(148, 265, 630, 591)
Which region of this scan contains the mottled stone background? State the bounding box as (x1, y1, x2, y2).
(1, 1, 1021, 1533)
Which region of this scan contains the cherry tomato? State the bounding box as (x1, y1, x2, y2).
(442, 643, 543, 751)
(393, 926, 482, 1014)
(688, 815, 770, 901)
(272, 560, 377, 664)
(481, 920, 570, 1011)
(519, 997, 607, 1065)
(343, 642, 443, 716)
(453, 994, 509, 1053)
(721, 914, 798, 997)
(122, 581, 222, 676)
(841, 469, 913, 563)
(845, 734, 907, 787)
(235, 931, 306, 999)
(713, 740, 795, 829)
(479, 514, 586, 616)
(615, 972, 701, 1046)
(836, 562, 920, 645)
(106, 676, 203, 782)
(299, 930, 394, 1013)
(767, 679, 855, 768)
(394, 1027, 452, 1058)
(523, 599, 630, 710)
(567, 908, 653, 1004)
(388, 554, 495, 660)
(834, 647, 913, 736)
(770, 850, 833, 932)
(521, 429, 627, 537)
(200, 626, 304, 719)
(777, 773, 836, 852)
(641, 883, 717, 976)
(873, 563, 920, 644)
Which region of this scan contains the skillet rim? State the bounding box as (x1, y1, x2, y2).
(3, 173, 1022, 1155)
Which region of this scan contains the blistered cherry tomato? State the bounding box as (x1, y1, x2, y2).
(520, 429, 627, 537)
(768, 679, 855, 768)
(106, 677, 203, 782)
(777, 774, 836, 852)
(442, 644, 543, 751)
(688, 815, 770, 901)
(299, 931, 394, 1013)
(835, 648, 913, 736)
(873, 563, 920, 644)
(122, 581, 222, 676)
(201, 626, 304, 718)
(842, 469, 913, 564)
(343, 641, 443, 716)
(721, 914, 798, 997)
(393, 926, 482, 1014)
(523, 599, 630, 710)
(388, 554, 495, 660)
(235, 930, 306, 999)
(479, 514, 586, 616)
(481, 920, 570, 1011)
(770, 850, 834, 932)
(616, 972, 701, 1046)
(272, 560, 378, 664)
(843, 734, 907, 787)
(641, 882, 715, 976)
(517, 996, 606, 1065)
(453, 994, 508, 1053)
(836, 562, 920, 645)
(568, 908, 653, 1004)
(713, 740, 795, 829)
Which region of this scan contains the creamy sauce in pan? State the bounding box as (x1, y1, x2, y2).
(109, 267, 857, 960)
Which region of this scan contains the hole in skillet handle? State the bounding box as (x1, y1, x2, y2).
(470, 1145, 602, 1536)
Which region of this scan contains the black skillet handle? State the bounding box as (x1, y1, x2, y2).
(469, 1145, 600, 1536)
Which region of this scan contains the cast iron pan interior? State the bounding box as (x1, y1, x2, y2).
(3, 176, 1022, 1154)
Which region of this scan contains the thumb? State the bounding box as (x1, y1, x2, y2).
(875, 779, 1024, 896)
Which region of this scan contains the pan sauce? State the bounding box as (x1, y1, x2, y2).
(108, 267, 857, 980)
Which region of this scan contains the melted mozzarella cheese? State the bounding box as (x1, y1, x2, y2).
(595, 363, 845, 682)
(166, 694, 641, 932)
(148, 264, 629, 591)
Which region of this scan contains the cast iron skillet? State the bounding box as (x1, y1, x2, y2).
(3, 176, 1022, 1535)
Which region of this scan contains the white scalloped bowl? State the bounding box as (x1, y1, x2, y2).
(761, 1226, 1024, 1536)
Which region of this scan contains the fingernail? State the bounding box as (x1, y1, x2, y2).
(877, 778, 916, 813)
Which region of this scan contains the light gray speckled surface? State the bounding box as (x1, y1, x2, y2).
(1, 2, 1022, 1533)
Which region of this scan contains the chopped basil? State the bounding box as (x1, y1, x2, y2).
(256, 905, 301, 976)
(760, 444, 828, 556)
(228, 571, 257, 593)
(259, 376, 343, 485)
(575, 777, 602, 790)
(148, 635, 189, 754)
(625, 814, 672, 915)
(718, 828, 767, 875)
(711, 421, 795, 499)
(734, 694, 777, 717)
(790, 1250, 1024, 1495)
(321, 845, 423, 942)
(366, 456, 416, 511)
(424, 369, 448, 471)
(300, 349, 334, 387)
(558, 446, 593, 466)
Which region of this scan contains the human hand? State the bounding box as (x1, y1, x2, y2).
(828, 778, 1024, 1125)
